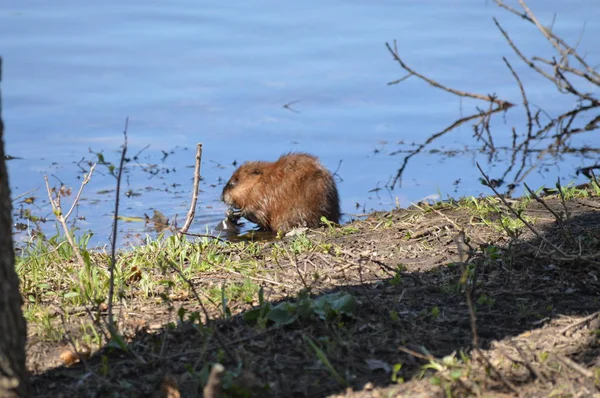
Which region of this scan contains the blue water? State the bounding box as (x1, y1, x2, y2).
(1, 0, 599, 244)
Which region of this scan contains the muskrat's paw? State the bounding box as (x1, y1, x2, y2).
(217, 209, 242, 232)
(225, 208, 242, 222)
(216, 208, 243, 231)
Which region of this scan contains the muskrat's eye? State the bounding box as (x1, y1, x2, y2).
(251, 168, 262, 175)
(226, 178, 237, 188)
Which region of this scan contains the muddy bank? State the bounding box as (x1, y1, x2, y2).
(25, 191, 600, 397)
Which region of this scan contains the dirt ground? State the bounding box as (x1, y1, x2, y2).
(25, 194, 600, 397)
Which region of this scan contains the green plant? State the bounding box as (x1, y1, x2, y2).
(244, 291, 358, 328)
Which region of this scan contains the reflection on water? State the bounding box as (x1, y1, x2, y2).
(1, 0, 599, 244)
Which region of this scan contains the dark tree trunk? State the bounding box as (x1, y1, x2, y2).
(0, 57, 29, 397)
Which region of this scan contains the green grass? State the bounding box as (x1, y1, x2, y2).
(15, 230, 272, 346)
(13, 180, 600, 396)
(16, 181, 600, 350)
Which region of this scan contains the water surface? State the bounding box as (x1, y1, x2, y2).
(1, 0, 599, 244)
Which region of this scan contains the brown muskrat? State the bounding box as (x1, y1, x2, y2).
(221, 153, 340, 233)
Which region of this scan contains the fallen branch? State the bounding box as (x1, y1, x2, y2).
(554, 354, 593, 378)
(559, 311, 599, 336)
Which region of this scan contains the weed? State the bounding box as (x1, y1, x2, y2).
(304, 334, 348, 387)
(245, 290, 358, 328)
(390, 265, 405, 286)
(288, 234, 314, 254)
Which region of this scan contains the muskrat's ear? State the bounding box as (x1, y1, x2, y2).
(251, 168, 263, 175)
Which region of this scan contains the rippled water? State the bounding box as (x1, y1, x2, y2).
(2, 0, 599, 244)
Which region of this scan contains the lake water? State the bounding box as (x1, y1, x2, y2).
(2, 0, 599, 245)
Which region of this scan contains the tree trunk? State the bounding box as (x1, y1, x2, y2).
(0, 57, 29, 397)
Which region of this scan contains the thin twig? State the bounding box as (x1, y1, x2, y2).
(386, 41, 513, 108)
(477, 162, 570, 256)
(495, 0, 599, 83)
(44, 163, 96, 269)
(474, 346, 520, 395)
(179, 143, 203, 236)
(554, 354, 594, 378)
(493, 18, 556, 83)
(503, 57, 533, 139)
(517, 0, 562, 55)
(391, 105, 507, 188)
(398, 346, 478, 395)
(65, 164, 96, 220)
(397, 345, 431, 361)
(107, 118, 128, 335)
(179, 231, 226, 242)
(560, 311, 599, 336)
(523, 182, 575, 246)
(494, 15, 598, 105)
(493, 0, 533, 23)
(198, 259, 295, 289)
(497, 343, 548, 383)
(522, 183, 563, 223)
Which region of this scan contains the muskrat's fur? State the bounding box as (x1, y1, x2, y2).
(221, 153, 340, 232)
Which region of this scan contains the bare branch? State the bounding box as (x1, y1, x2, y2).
(390, 105, 508, 189)
(386, 41, 513, 108)
(503, 57, 533, 139)
(494, 0, 600, 85)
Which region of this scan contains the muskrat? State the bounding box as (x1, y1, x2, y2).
(221, 153, 340, 233)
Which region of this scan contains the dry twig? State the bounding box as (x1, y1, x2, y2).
(179, 143, 203, 237)
(44, 163, 97, 268)
(390, 105, 508, 188)
(107, 118, 128, 335)
(386, 41, 513, 108)
(560, 311, 600, 336)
